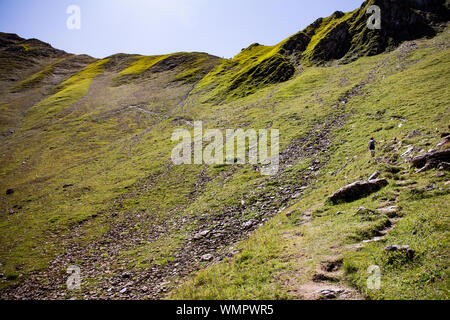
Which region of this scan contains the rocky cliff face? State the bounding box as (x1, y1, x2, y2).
(201, 0, 449, 101)
(287, 0, 449, 64)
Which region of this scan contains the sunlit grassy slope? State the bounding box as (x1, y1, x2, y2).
(170, 30, 450, 300)
(0, 21, 449, 300)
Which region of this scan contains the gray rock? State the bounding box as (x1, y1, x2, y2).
(368, 171, 380, 181)
(411, 148, 450, 172)
(193, 230, 210, 240)
(378, 206, 400, 217)
(401, 146, 414, 158)
(407, 130, 422, 138)
(395, 180, 417, 186)
(319, 290, 336, 299)
(328, 179, 388, 204)
(354, 207, 377, 216)
(242, 220, 254, 228)
(201, 254, 213, 262)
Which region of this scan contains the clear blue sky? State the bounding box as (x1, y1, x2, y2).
(0, 0, 364, 59)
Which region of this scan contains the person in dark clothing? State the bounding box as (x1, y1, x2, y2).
(369, 137, 376, 157)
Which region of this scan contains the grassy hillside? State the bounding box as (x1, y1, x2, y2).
(0, 0, 449, 300)
(171, 30, 450, 300)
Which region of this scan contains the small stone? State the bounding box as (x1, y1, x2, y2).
(395, 180, 417, 187)
(378, 206, 400, 216)
(193, 230, 210, 240)
(121, 271, 131, 279)
(242, 220, 254, 228)
(368, 171, 380, 181)
(319, 290, 336, 299)
(201, 254, 213, 261)
(119, 288, 127, 294)
(407, 130, 422, 138)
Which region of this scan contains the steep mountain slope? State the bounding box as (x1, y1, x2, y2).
(0, 0, 449, 300)
(192, 0, 449, 102)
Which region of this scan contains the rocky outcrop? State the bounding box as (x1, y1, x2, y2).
(280, 32, 311, 56)
(211, 0, 449, 101)
(344, 0, 449, 61)
(328, 179, 388, 204)
(411, 148, 450, 172)
(283, 0, 449, 64)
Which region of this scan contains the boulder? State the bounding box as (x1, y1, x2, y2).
(411, 148, 450, 172)
(328, 179, 388, 204)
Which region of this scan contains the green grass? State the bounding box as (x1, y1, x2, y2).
(171, 216, 292, 300)
(0, 23, 448, 300)
(22, 58, 109, 129)
(168, 29, 450, 299)
(118, 54, 170, 76)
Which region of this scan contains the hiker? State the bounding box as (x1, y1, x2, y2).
(369, 137, 376, 158)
